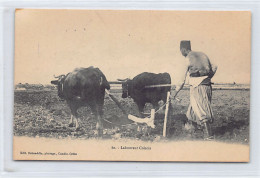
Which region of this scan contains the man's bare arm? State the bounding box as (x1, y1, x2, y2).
(211, 63, 218, 77)
(209, 60, 218, 78)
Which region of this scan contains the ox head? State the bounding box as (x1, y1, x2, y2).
(51, 74, 66, 98)
(117, 78, 132, 98)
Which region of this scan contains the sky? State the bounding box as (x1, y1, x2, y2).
(15, 10, 251, 84)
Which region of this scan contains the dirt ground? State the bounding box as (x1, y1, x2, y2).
(13, 89, 250, 144)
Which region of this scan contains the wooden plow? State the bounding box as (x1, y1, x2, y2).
(105, 83, 178, 137)
(105, 89, 155, 128)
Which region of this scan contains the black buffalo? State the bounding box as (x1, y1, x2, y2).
(51, 67, 110, 135)
(119, 72, 171, 117)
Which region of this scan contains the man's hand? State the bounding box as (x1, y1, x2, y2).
(175, 85, 182, 92)
(170, 94, 176, 101)
(170, 92, 181, 102)
(170, 83, 184, 100)
(170, 91, 177, 100)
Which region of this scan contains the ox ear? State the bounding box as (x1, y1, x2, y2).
(51, 80, 59, 85)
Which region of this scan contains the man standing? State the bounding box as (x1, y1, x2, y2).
(171, 40, 217, 140)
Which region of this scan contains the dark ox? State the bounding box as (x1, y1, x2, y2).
(119, 72, 171, 117)
(51, 67, 110, 135)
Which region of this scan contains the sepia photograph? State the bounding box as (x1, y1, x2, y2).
(13, 9, 251, 161)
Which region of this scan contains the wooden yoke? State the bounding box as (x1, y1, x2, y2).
(144, 84, 174, 88)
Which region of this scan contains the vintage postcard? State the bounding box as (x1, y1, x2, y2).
(13, 9, 251, 162)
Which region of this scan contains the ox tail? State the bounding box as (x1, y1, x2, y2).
(101, 76, 110, 90)
(95, 68, 110, 90)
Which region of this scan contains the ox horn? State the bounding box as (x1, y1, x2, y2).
(117, 78, 129, 82)
(53, 74, 65, 78)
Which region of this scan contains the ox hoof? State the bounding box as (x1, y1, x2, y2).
(93, 130, 103, 136)
(96, 122, 103, 129)
(98, 129, 103, 136)
(204, 136, 214, 141)
(75, 127, 81, 131)
(68, 122, 74, 127)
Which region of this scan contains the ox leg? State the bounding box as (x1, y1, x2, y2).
(90, 102, 103, 136)
(68, 115, 74, 127)
(74, 110, 81, 131)
(97, 90, 106, 136)
(151, 102, 160, 120)
(137, 102, 145, 118)
(96, 102, 104, 136)
(69, 103, 81, 130)
(75, 116, 81, 131)
(96, 114, 103, 136)
(152, 102, 159, 111)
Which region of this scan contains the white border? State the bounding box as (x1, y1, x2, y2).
(1, 0, 260, 177)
